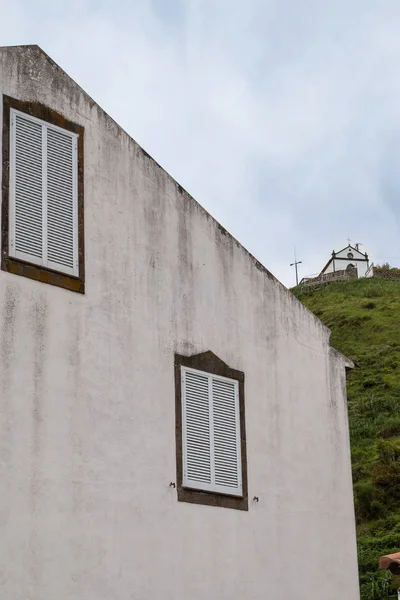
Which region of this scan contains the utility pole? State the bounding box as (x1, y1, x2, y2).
(290, 247, 302, 286)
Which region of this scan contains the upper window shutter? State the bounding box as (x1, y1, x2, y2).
(11, 112, 43, 262)
(46, 128, 77, 273)
(10, 109, 79, 276)
(182, 367, 242, 497)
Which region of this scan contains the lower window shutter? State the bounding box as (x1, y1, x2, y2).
(182, 369, 212, 488)
(12, 113, 43, 263)
(182, 367, 242, 497)
(212, 378, 242, 495)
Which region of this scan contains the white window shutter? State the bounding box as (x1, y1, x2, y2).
(182, 367, 242, 496)
(10, 109, 79, 277)
(47, 128, 77, 273)
(11, 113, 43, 263)
(212, 377, 241, 493)
(182, 369, 212, 487)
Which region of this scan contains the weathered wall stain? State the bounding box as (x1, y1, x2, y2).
(176, 192, 194, 343)
(30, 295, 47, 490)
(0, 284, 17, 469)
(1, 283, 17, 388)
(68, 311, 83, 500)
(23, 294, 48, 599)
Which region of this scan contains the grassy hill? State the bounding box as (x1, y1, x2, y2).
(292, 277, 400, 600)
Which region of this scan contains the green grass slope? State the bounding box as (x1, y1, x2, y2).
(293, 278, 400, 600)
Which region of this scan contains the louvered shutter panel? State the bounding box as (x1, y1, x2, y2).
(182, 369, 212, 488)
(10, 109, 79, 276)
(12, 113, 43, 262)
(47, 128, 76, 273)
(212, 377, 241, 494)
(182, 367, 242, 496)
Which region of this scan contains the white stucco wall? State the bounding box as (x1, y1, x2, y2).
(323, 260, 335, 274)
(335, 247, 365, 260)
(0, 46, 360, 600)
(354, 260, 369, 277)
(327, 259, 369, 277)
(365, 264, 374, 278)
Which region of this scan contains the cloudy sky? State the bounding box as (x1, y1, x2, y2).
(2, 0, 400, 286)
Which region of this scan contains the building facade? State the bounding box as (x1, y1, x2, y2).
(0, 45, 360, 600)
(321, 244, 370, 278)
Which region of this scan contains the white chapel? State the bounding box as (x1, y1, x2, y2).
(320, 243, 372, 278)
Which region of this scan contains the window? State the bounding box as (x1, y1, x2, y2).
(175, 351, 248, 510)
(2, 96, 84, 293)
(10, 109, 78, 274)
(182, 367, 242, 495)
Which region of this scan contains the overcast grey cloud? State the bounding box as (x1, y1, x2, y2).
(1, 0, 400, 285)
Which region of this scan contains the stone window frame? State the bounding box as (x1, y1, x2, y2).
(1, 95, 85, 293)
(174, 351, 248, 511)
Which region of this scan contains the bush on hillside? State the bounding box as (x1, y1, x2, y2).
(374, 263, 400, 279)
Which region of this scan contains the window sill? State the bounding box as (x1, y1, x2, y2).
(1, 256, 85, 294)
(178, 486, 248, 511)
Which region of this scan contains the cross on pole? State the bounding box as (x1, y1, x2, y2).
(290, 259, 302, 286)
